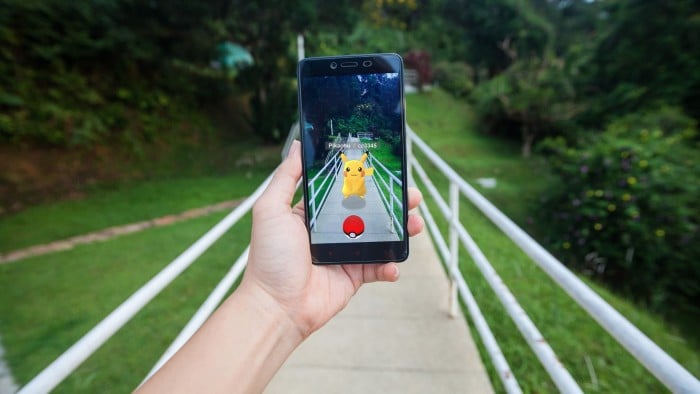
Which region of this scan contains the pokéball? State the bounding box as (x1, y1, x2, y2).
(343, 215, 365, 239)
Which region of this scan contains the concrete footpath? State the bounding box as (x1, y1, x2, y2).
(266, 230, 494, 394)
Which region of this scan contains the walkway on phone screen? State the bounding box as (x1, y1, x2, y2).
(266, 227, 494, 393)
(312, 136, 400, 244)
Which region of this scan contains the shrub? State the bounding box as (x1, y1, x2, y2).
(433, 61, 474, 98)
(537, 109, 700, 310)
(470, 73, 513, 134)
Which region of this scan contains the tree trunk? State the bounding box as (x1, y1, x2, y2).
(521, 126, 535, 158)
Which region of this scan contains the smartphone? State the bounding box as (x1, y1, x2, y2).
(297, 53, 409, 264)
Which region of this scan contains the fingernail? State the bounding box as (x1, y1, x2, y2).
(288, 140, 300, 157)
(393, 265, 400, 280)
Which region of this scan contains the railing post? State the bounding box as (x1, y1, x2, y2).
(406, 127, 413, 185)
(448, 182, 459, 318)
(389, 177, 395, 233)
(309, 181, 316, 231)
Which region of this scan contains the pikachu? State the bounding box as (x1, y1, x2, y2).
(340, 152, 374, 199)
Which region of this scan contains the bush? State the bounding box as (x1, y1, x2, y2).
(433, 61, 474, 98)
(537, 109, 700, 310)
(470, 73, 513, 135)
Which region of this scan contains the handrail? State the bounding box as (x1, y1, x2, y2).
(141, 246, 251, 384)
(308, 156, 339, 229)
(367, 150, 402, 185)
(17, 172, 275, 394)
(410, 137, 580, 393)
(407, 125, 700, 393)
(418, 199, 523, 393)
(366, 153, 403, 237)
(308, 147, 343, 231)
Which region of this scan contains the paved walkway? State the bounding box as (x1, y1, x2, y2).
(266, 229, 494, 393)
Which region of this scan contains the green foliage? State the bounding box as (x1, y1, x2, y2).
(306, 22, 409, 57)
(247, 78, 297, 143)
(0, 0, 238, 149)
(470, 74, 510, 133)
(432, 61, 474, 98)
(301, 72, 402, 157)
(471, 56, 578, 156)
(538, 110, 700, 310)
(438, 0, 556, 74)
(584, 0, 700, 125)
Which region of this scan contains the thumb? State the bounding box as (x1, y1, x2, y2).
(256, 141, 302, 214)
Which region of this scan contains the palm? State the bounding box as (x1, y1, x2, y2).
(246, 201, 375, 336)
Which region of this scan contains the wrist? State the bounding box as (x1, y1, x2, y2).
(236, 278, 308, 343)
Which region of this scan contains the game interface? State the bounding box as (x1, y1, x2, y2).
(300, 72, 405, 245)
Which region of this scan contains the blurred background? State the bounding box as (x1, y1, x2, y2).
(0, 0, 698, 392)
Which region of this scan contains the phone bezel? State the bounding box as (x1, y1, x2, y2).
(297, 53, 409, 264)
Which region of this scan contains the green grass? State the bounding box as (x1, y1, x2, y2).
(0, 143, 279, 391)
(363, 138, 401, 173)
(0, 210, 253, 393)
(0, 169, 273, 253)
(406, 89, 699, 393)
(407, 89, 551, 224)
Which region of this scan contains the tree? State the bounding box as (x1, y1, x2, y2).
(472, 40, 579, 158)
(586, 0, 700, 124)
(438, 0, 555, 75)
(503, 57, 579, 157)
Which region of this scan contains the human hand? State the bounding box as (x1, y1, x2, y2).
(241, 140, 424, 338)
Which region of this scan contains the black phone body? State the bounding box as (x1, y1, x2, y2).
(297, 53, 409, 264)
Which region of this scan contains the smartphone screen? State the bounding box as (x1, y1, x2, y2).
(297, 53, 408, 264)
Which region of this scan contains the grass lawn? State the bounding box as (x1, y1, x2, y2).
(0, 146, 279, 391)
(406, 89, 699, 392)
(0, 210, 253, 393)
(0, 168, 274, 254)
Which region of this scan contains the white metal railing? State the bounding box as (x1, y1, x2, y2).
(141, 246, 250, 384)
(17, 173, 274, 394)
(406, 125, 700, 394)
(308, 143, 343, 231)
(366, 153, 404, 238)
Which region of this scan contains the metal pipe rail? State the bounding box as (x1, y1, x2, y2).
(142, 246, 251, 384)
(407, 125, 700, 393)
(17, 172, 275, 394)
(411, 144, 581, 393)
(418, 199, 523, 393)
(308, 154, 342, 231)
(367, 154, 404, 237)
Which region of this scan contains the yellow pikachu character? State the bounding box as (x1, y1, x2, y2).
(340, 152, 374, 199)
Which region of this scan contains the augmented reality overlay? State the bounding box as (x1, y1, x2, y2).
(300, 72, 405, 244)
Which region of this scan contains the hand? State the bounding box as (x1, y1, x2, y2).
(242, 140, 424, 338)
(138, 141, 424, 393)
